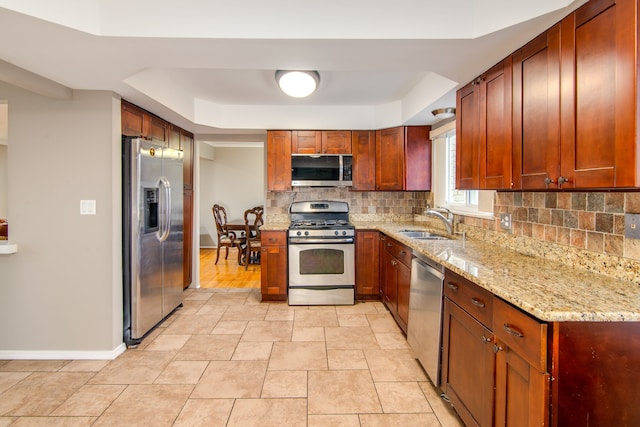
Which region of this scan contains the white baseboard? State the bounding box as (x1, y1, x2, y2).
(0, 343, 127, 360)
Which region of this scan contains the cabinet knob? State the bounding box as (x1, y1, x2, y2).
(558, 176, 571, 186)
(481, 335, 492, 344)
(544, 177, 555, 188)
(493, 343, 504, 353)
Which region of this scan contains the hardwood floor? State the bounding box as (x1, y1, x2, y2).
(199, 247, 261, 289)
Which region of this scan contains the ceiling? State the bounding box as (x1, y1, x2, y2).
(0, 0, 586, 144)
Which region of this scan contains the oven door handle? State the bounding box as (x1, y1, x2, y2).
(289, 237, 355, 244)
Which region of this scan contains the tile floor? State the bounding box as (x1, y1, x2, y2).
(0, 288, 464, 426)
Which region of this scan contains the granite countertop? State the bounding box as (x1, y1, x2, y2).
(359, 221, 640, 323)
(261, 219, 640, 322)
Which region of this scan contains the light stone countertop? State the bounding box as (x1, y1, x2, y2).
(260, 219, 640, 322)
(359, 221, 640, 323)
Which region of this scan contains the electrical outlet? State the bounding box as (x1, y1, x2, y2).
(499, 213, 512, 230)
(625, 213, 640, 239)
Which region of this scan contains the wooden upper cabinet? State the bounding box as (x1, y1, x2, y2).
(560, 0, 637, 188)
(456, 81, 480, 189)
(122, 102, 145, 137)
(322, 130, 352, 153)
(375, 126, 431, 191)
(405, 126, 432, 191)
(291, 130, 321, 154)
(375, 127, 405, 190)
(512, 25, 562, 190)
(267, 130, 292, 191)
(479, 57, 513, 190)
(457, 57, 512, 190)
(180, 130, 194, 188)
(292, 130, 352, 154)
(352, 130, 376, 191)
(121, 99, 168, 145)
(169, 125, 181, 150)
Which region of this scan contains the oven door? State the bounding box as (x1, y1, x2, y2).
(288, 241, 355, 288)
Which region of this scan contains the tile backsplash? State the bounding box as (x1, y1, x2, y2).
(266, 188, 640, 284)
(266, 188, 430, 222)
(459, 191, 640, 284)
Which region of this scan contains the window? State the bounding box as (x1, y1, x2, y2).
(431, 121, 494, 216)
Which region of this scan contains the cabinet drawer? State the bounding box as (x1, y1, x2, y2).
(382, 237, 412, 267)
(444, 270, 493, 328)
(261, 231, 287, 246)
(493, 297, 547, 372)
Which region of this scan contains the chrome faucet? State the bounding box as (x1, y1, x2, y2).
(424, 207, 454, 235)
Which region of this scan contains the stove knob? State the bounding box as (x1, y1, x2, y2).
(342, 230, 347, 236)
(296, 231, 302, 236)
(334, 230, 339, 236)
(304, 231, 309, 236)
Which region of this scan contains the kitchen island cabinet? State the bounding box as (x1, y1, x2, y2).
(260, 231, 288, 301)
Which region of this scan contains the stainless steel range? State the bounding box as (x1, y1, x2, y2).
(288, 200, 355, 305)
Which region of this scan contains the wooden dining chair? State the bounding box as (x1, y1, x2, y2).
(242, 206, 264, 270)
(212, 204, 245, 264)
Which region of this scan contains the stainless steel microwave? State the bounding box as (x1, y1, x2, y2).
(291, 154, 353, 187)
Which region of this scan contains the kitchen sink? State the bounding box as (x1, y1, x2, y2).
(397, 230, 450, 240)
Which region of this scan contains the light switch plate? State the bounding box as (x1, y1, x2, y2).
(499, 213, 512, 230)
(80, 200, 96, 215)
(625, 213, 640, 239)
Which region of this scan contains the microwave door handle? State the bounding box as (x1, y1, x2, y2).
(339, 155, 343, 181)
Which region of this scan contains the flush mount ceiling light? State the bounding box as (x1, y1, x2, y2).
(275, 70, 320, 98)
(431, 107, 456, 120)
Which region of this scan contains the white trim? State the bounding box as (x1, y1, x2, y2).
(0, 343, 127, 360)
(429, 120, 456, 139)
(448, 208, 495, 220)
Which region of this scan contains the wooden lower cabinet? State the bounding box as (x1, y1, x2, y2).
(442, 298, 495, 427)
(379, 234, 411, 333)
(355, 230, 380, 299)
(260, 231, 288, 301)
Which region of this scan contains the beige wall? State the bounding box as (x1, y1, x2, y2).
(199, 146, 265, 247)
(0, 83, 122, 356)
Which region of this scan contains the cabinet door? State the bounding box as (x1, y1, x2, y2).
(456, 80, 480, 189)
(560, 0, 637, 188)
(495, 342, 550, 427)
(380, 250, 398, 313)
(375, 127, 404, 190)
(404, 126, 432, 191)
(180, 131, 194, 189)
(322, 130, 351, 154)
(267, 131, 292, 191)
(441, 298, 495, 427)
(352, 130, 376, 191)
(122, 101, 145, 137)
(512, 25, 561, 190)
(169, 126, 181, 150)
(479, 58, 513, 189)
(260, 231, 288, 301)
(355, 231, 380, 298)
(396, 260, 411, 330)
(292, 130, 321, 154)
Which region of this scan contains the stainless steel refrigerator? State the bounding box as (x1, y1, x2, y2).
(122, 137, 184, 347)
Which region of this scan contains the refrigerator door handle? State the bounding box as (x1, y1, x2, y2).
(158, 176, 171, 242)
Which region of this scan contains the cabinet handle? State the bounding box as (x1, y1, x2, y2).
(493, 344, 504, 353)
(558, 176, 571, 187)
(399, 250, 406, 256)
(446, 282, 459, 291)
(268, 238, 278, 243)
(471, 297, 486, 308)
(503, 323, 524, 338)
(481, 335, 492, 344)
(387, 242, 393, 247)
(544, 177, 555, 188)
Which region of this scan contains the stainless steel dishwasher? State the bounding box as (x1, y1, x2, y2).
(407, 251, 445, 386)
